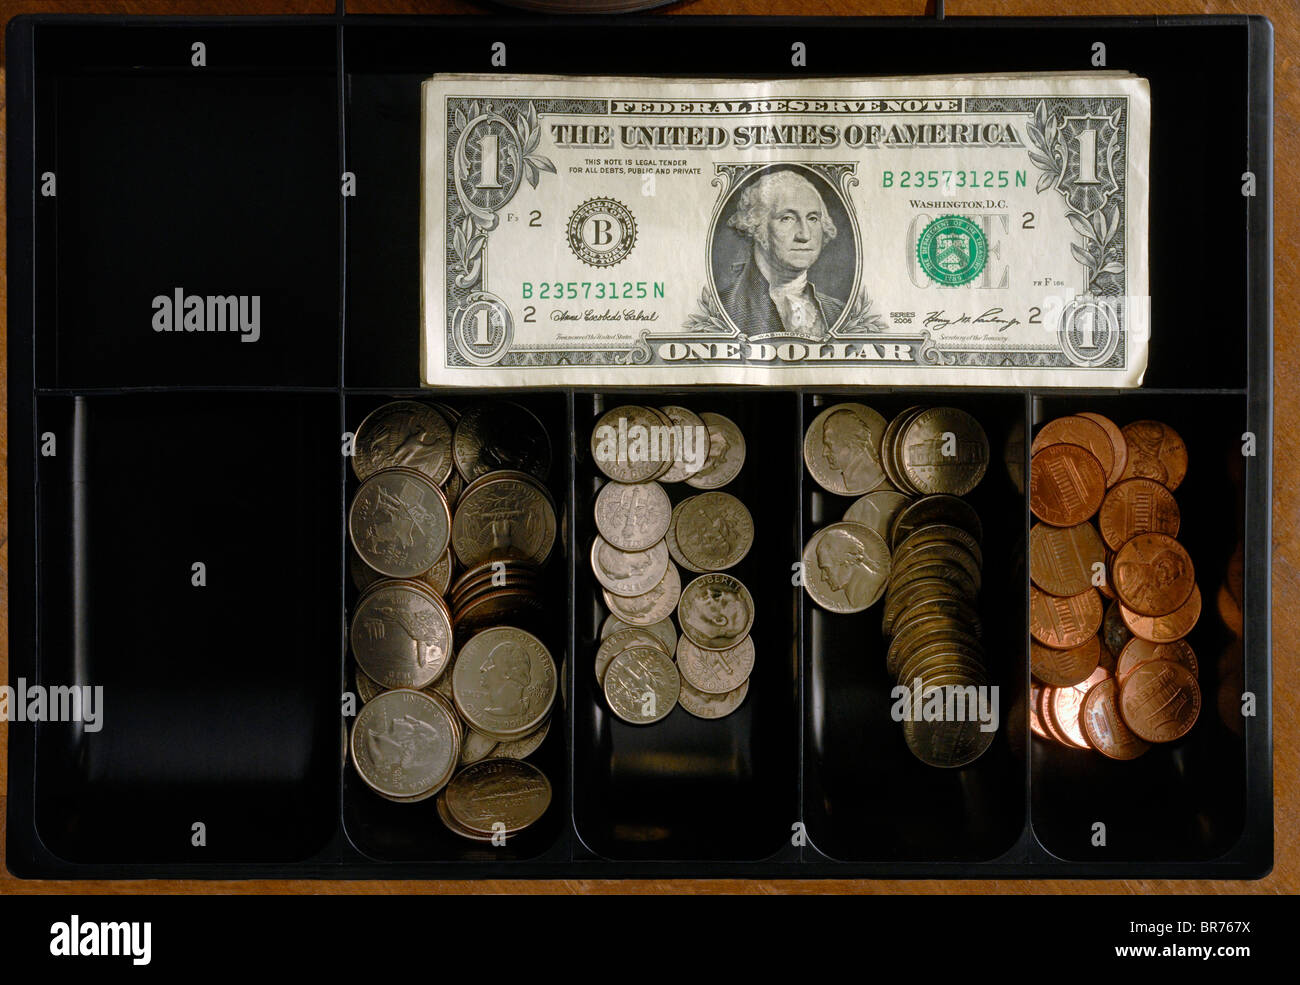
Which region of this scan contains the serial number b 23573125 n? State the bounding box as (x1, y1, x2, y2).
(521, 281, 666, 301)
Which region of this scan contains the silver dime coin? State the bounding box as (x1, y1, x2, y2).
(674, 491, 753, 571)
(656, 405, 711, 483)
(603, 561, 681, 627)
(590, 535, 670, 597)
(600, 613, 677, 655)
(676, 633, 755, 694)
(591, 404, 673, 483)
(603, 646, 680, 724)
(678, 678, 749, 720)
(677, 573, 755, 650)
(685, 413, 745, 489)
(594, 480, 671, 552)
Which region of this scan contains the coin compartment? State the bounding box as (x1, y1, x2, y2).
(1028, 392, 1254, 863)
(800, 391, 1029, 863)
(28, 392, 342, 863)
(573, 391, 801, 862)
(339, 392, 571, 862)
(31, 23, 341, 390)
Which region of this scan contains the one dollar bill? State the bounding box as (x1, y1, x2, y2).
(421, 73, 1149, 388)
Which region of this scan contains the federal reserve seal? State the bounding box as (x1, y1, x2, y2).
(567, 197, 637, 268)
(916, 215, 987, 286)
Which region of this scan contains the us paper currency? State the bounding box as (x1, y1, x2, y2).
(421, 74, 1149, 388)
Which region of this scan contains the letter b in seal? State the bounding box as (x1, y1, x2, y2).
(567, 197, 637, 268)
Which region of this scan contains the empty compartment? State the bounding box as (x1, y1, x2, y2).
(573, 391, 800, 861)
(343, 71, 427, 388)
(37, 24, 339, 388)
(31, 392, 341, 863)
(1030, 392, 1249, 862)
(803, 391, 1027, 862)
(340, 392, 569, 862)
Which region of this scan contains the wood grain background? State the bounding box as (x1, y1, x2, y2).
(0, 0, 1292, 895)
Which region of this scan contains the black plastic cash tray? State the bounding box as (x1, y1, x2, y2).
(5, 13, 1273, 878)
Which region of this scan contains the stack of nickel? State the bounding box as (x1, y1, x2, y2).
(347, 399, 558, 839)
(802, 402, 994, 768)
(590, 405, 755, 723)
(1029, 412, 1201, 759)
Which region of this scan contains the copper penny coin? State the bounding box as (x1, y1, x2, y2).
(1030, 585, 1103, 650)
(1076, 412, 1129, 487)
(1031, 635, 1101, 687)
(1081, 677, 1150, 760)
(1118, 659, 1202, 742)
(1097, 478, 1181, 552)
(1032, 415, 1116, 478)
(1118, 420, 1188, 490)
(1036, 686, 1075, 747)
(1097, 548, 1117, 600)
(1113, 532, 1195, 616)
(1049, 664, 1110, 750)
(1029, 521, 1106, 597)
(1121, 584, 1202, 643)
(1116, 637, 1199, 681)
(1029, 682, 1052, 741)
(1030, 443, 1106, 526)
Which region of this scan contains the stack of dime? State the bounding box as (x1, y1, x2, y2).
(348, 399, 559, 839)
(802, 402, 993, 768)
(1030, 413, 1201, 759)
(589, 405, 755, 722)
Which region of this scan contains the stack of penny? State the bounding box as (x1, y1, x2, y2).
(590, 405, 755, 724)
(1030, 413, 1202, 760)
(802, 403, 993, 768)
(346, 399, 557, 839)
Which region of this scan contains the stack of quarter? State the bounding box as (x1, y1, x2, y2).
(802, 403, 993, 768)
(590, 405, 756, 723)
(1029, 413, 1201, 759)
(348, 399, 558, 840)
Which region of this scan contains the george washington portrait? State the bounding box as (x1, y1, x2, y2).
(710, 166, 856, 339)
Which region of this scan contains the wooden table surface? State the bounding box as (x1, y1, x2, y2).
(0, 0, 1293, 895)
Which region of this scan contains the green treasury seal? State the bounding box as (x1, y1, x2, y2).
(916, 215, 987, 287)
